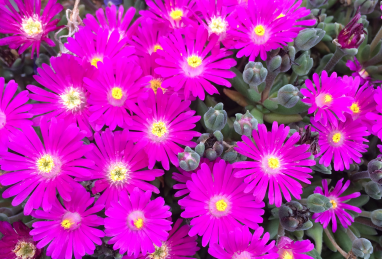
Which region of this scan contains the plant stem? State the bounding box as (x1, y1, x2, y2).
(322, 46, 347, 72)
(277, 224, 285, 242)
(261, 70, 279, 103)
(41, 41, 57, 56)
(25, 219, 41, 228)
(370, 26, 382, 53)
(360, 211, 372, 218)
(351, 171, 369, 180)
(324, 228, 348, 258)
(355, 217, 382, 231)
(8, 212, 25, 224)
(346, 228, 357, 242)
(289, 71, 299, 84)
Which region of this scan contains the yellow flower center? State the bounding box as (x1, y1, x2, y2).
(153, 44, 163, 52)
(332, 133, 341, 143)
(187, 55, 202, 68)
(111, 87, 123, 100)
(151, 121, 167, 137)
(22, 17, 42, 36)
(148, 243, 169, 259)
(215, 199, 228, 212)
(13, 241, 36, 259)
(134, 218, 144, 229)
(324, 94, 332, 103)
(277, 13, 285, 19)
(254, 25, 265, 36)
(91, 57, 102, 68)
(37, 155, 55, 173)
(110, 164, 127, 182)
(209, 16, 228, 34)
(268, 157, 280, 169)
(330, 199, 338, 209)
(282, 251, 294, 259)
(170, 9, 183, 20)
(150, 79, 164, 94)
(350, 103, 360, 114)
(61, 219, 73, 229)
(60, 88, 82, 110)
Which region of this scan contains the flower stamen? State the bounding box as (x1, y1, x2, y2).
(134, 218, 144, 229)
(208, 16, 228, 34)
(330, 199, 338, 209)
(22, 17, 42, 36)
(91, 57, 102, 68)
(215, 199, 228, 212)
(268, 157, 280, 169)
(170, 9, 183, 20)
(254, 25, 265, 36)
(187, 55, 202, 68)
(111, 87, 123, 100)
(109, 164, 128, 182)
(332, 133, 341, 143)
(61, 219, 73, 229)
(37, 155, 55, 173)
(13, 241, 36, 259)
(60, 87, 82, 110)
(350, 103, 360, 113)
(324, 94, 332, 103)
(152, 121, 167, 137)
(153, 44, 163, 52)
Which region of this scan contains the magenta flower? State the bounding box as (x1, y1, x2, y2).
(366, 87, 382, 140)
(0, 221, 42, 259)
(105, 188, 172, 257)
(208, 226, 277, 259)
(155, 25, 237, 100)
(346, 58, 373, 84)
(65, 27, 135, 68)
(83, 5, 139, 38)
(337, 9, 366, 49)
(272, 236, 314, 259)
(313, 179, 362, 232)
(301, 71, 354, 127)
(233, 122, 315, 207)
(84, 57, 151, 131)
(27, 54, 97, 138)
(129, 89, 201, 170)
(140, 0, 196, 30)
(0, 117, 94, 215)
(228, 0, 307, 61)
(82, 129, 164, 208)
(0, 0, 63, 56)
(276, 0, 316, 32)
(311, 116, 369, 171)
(30, 185, 104, 259)
(179, 159, 264, 246)
(0, 78, 32, 149)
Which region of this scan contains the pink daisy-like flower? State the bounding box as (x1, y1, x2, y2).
(341, 75, 376, 131)
(208, 226, 277, 259)
(82, 129, 164, 208)
(313, 179, 362, 232)
(179, 159, 265, 247)
(65, 27, 135, 68)
(0, 78, 32, 149)
(275, 0, 316, 32)
(140, 0, 196, 30)
(105, 187, 172, 257)
(233, 122, 315, 207)
(0, 0, 63, 56)
(346, 58, 373, 84)
(30, 185, 104, 259)
(83, 5, 139, 38)
(84, 57, 151, 131)
(0, 221, 42, 259)
(228, 0, 305, 61)
(300, 71, 354, 127)
(272, 236, 314, 259)
(129, 89, 201, 170)
(27, 54, 97, 138)
(311, 116, 369, 171)
(0, 117, 94, 215)
(155, 25, 237, 100)
(366, 87, 382, 140)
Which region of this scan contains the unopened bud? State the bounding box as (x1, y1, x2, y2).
(352, 238, 373, 259)
(243, 62, 268, 88)
(307, 0, 328, 8)
(294, 28, 326, 52)
(364, 181, 382, 200)
(368, 158, 382, 184)
(354, 0, 378, 14)
(196, 131, 224, 161)
(292, 51, 314, 76)
(178, 147, 200, 171)
(307, 193, 333, 213)
(371, 209, 382, 227)
(277, 84, 301, 108)
(279, 201, 313, 232)
(204, 103, 227, 131)
(234, 110, 258, 136)
(267, 55, 282, 72)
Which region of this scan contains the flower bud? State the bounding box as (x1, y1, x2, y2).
(178, 146, 200, 172)
(36, 53, 50, 67)
(280, 46, 296, 72)
(364, 181, 382, 200)
(243, 62, 268, 88)
(368, 158, 382, 184)
(352, 238, 373, 259)
(267, 55, 282, 72)
(196, 131, 224, 161)
(294, 28, 326, 52)
(307, 193, 333, 213)
(277, 84, 301, 108)
(279, 201, 313, 232)
(292, 51, 314, 76)
(204, 103, 227, 131)
(233, 110, 258, 136)
(371, 209, 382, 227)
(336, 9, 366, 49)
(307, 0, 328, 8)
(354, 0, 378, 14)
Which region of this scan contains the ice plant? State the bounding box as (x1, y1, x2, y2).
(84, 57, 151, 130)
(313, 179, 362, 232)
(82, 129, 164, 208)
(83, 5, 139, 38)
(27, 54, 97, 138)
(311, 116, 369, 171)
(208, 226, 277, 258)
(0, 221, 42, 259)
(0, 78, 32, 149)
(129, 89, 201, 170)
(179, 159, 265, 246)
(155, 25, 237, 100)
(65, 27, 135, 69)
(336, 8, 366, 49)
(346, 58, 373, 84)
(0, 117, 94, 215)
(0, 0, 63, 56)
(272, 236, 314, 259)
(301, 71, 354, 127)
(30, 185, 104, 259)
(104, 188, 172, 257)
(233, 122, 316, 207)
(367, 87, 382, 140)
